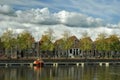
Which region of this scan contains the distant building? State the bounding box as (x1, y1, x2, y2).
(54, 36, 81, 58)
(67, 36, 80, 58)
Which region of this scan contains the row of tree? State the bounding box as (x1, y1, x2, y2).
(0, 28, 120, 58)
(0, 30, 34, 58)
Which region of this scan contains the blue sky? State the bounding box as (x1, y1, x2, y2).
(0, 0, 120, 41)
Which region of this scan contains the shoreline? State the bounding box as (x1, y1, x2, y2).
(0, 58, 120, 67)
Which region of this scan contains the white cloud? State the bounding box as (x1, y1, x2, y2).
(0, 5, 14, 15)
(0, 5, 120, 41)
(0, 0, 120, 24)
(15, 8, 59, 24)
(55, 10, 103, 27)
(14, 7, 103, 27)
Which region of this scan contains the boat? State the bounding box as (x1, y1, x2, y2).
(33, 58, 44, 67)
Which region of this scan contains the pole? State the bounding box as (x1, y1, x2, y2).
(37, 42, 39, 59)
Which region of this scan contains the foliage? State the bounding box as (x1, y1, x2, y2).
(0, 29, 120, 55)
(62, 30, 71, 40)
(1, 29, 15, 49)
(17, 31, 34, 50)
(40, 28, 55, 51)
(44, 28, 54, 41)
(107, 34, 120, 51)
(95, 33, 107, 51)
(54, 39, 64, 50)
(80, 37, 93, 51)
(62, 30, 72, 50)
(80, 32, 93, 51)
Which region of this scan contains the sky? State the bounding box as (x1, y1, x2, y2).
(0, 0, 120, 41)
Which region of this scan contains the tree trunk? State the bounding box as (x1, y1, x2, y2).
(11, 47, 12, 59)
(5, 48, 7, 56)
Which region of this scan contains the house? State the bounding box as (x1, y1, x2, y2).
(67, 36, 81, 58)
(54, 36, 81, 58)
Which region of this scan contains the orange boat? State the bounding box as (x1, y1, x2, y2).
(33, 58, 44, 67)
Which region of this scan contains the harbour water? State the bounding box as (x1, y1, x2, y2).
(0, 65, 120, 80)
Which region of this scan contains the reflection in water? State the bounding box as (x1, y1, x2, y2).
(0, 65, 120, 80)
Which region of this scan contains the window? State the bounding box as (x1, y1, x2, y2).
(70, 49, 72, 53)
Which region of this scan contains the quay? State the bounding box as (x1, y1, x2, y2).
(0, 58, 120, 67)
(0, 59, 34, 67)
(43, 58, 120, 67)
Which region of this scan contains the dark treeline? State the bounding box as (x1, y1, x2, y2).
(0, 29, 120, 59)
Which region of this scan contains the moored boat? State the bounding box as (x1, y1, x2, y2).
(33, 58, 44, 67)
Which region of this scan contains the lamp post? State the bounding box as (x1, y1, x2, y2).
(36, 32, 41, 59)
(37, 41, 40, 59)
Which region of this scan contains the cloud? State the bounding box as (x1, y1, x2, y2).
(0, 0, 120, 24)
(14, 8, 103, 27)
(0, 6, 120, 41)
(56, 10, 103, 27)
(70, 0, 120, 23)
(0, 0, 56, 10)
(15, 8, 59, 25)
(0, 5, 14, 15)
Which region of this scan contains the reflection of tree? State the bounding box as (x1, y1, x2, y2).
(0, 66, 120, 80)
(51, 67, 58, 78)
(110, 66, 120, 80)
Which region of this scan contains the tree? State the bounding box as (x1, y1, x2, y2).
(62, 30, 72, 50)
(81, 31, 89, 38)
(79, 32, 93, 58)
(1, 29, 16, 57)
(40, 35, 54, 51)
(80, 37, 93, 58)
(62, 30, 71, 40)
(95, 33, 107, 51)
(106, 34, 120, 58)
(94, 33, 108, 58)
(80, 32, 93, 50)
(44, 28, 54, 41)
(55, 34, 73, 49)
(60, 30, 73, 58)
(107, 34, 120, 51)
(40, 28, 55, 57)
(40, 28, 54, 51)
(0, 38, 4, 54)
(80, 37, 93, 51)
(17, 31, 34, 58)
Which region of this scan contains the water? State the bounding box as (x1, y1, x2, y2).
(0, 65, 120, 80)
